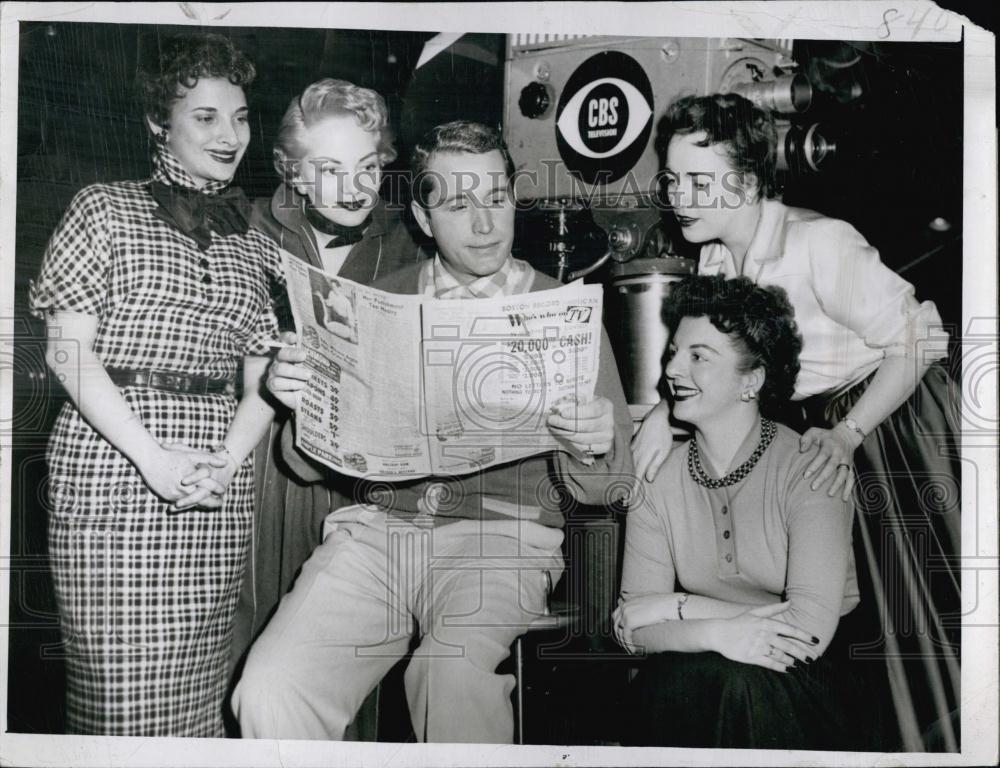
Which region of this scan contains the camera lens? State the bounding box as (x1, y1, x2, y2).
(776, 122, 837, 173)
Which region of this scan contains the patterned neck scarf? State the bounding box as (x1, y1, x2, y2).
(152, 144, 229, 192)
(303, 201, 372, 248)
(418, 254, 535, 299)
(149, 145, 251, 251)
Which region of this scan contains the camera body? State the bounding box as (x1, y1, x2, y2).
(504, 35, 802, 203)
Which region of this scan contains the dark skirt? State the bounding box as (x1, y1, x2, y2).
(624, 608, 887, 750)
(814, 363, 962, 751)
(778, 362, 961, 751)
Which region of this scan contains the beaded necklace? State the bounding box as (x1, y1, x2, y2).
(688, 418, 777, 489)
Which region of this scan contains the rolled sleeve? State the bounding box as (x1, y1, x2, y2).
(29, 185, 113, 319)
(808, 219, 948, 362)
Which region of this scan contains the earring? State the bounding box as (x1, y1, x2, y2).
(154, 130, 168, 146)
(741, 390, 756, 402)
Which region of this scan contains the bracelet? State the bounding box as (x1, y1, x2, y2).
(677, 592, 690, 620)
(839, 417, 867, 441)
(214, 443, 239, 467)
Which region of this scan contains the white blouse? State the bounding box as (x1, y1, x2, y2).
(699, 199, 949, 399)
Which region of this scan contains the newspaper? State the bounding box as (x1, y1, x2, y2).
(281, 252, 604, 480)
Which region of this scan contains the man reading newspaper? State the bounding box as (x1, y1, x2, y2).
(232, 122, 634, 743)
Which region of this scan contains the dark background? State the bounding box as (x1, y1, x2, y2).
(8, 22, 964, 741)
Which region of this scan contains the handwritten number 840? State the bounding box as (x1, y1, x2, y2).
(879, 7, 950, 40)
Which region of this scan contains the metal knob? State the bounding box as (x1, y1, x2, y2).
(518, 82, 552, 119)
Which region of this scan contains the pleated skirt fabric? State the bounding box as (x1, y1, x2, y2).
(815, 362, 962, 751)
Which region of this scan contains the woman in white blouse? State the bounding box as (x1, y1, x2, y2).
(632, 93, 960, 751)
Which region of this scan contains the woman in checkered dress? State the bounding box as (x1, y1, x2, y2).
(29, 34, 280, 736)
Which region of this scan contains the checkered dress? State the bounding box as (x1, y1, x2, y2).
(30, 149, 281, 736)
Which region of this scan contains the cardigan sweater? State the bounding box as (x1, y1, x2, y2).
(621, 420, 859, 655)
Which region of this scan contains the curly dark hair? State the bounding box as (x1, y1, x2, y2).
(137, 33, 256, 129)
(656, 93, 778, 200)
(662, 274, 802, 417)
(410, 121, 515, 208)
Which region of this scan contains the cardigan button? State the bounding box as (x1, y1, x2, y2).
(723, 530, 731, 539)
(725, 554, 733, 563)
(721, 505, 728, 515)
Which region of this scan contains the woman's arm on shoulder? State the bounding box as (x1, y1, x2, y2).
(799, 354, 934, 499)
(795, 217, 945, 497)
(630, 399, 677, 483)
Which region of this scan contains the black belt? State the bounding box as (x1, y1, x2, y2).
(106, 367, 235, 395)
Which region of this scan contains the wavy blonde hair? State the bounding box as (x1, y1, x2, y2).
(273, 78, 396, 181)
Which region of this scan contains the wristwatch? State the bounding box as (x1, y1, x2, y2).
(840, 417, 867, 440)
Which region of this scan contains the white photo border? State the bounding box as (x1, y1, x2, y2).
(0, 2, 995, 766)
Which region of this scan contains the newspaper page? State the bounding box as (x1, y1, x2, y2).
(421, 284, 603, 474)
(282, 253, 430, 477)
(282, 252, 603, 479)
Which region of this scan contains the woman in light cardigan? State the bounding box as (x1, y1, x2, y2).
(617, 275, 883, 749)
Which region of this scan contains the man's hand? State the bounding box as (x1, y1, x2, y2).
(265, 332, 311, 411)
(546, 396, 615, 463)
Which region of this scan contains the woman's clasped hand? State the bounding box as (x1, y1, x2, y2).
(154, 442, 240, 511)
(709, 603, 819, 672)
(613, 597, 818, 672)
